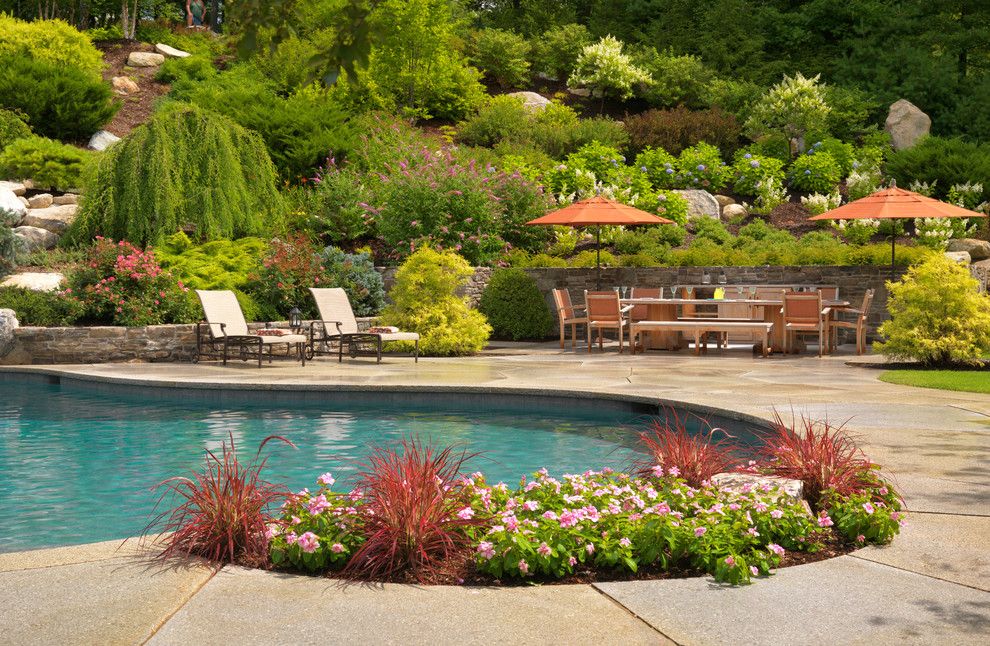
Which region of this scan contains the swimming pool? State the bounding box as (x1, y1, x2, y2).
(0, 377, 758, 553)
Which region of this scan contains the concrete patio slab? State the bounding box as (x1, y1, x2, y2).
(595, 557, 990, 646)
(0, 538, 151, 572)
(0, 555, 215, 646)
(147, 566, 669, 645)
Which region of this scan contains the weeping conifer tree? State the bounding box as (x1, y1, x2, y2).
(66, 102, 284, 247)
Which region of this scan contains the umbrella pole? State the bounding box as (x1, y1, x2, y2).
(596, 225, 602, 290)
(890, 233, 896, 280)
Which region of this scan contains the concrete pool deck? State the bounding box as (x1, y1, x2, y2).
(1, 345, 988, 645)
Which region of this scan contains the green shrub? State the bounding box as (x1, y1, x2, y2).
(0, 14, 103, 77)
(319, 246, 386, 317)
(692, 217, 732, 244)
(744, 73, 830, 150)
(886, 136, 990, 202)
(0, 286, 83, 326)
(531, 24, 591, 81)
(155, 56, 217, 84)
(305, 165, 373, 245)
(471, 29, 530, 89)
(249, 35, 322, 94)
(68, 103, 284, 247)
(812, 138, 855, 176)
(876, 254, 990, 367)
(624, 106, 740, 156)
(0, 136, 91, 191)
(565, 141, 626, 179)
(569, 249, 616, 268)
(631, 47, 715, 109)
(250, 235, 329, 321)
(732, 152, 786, 198)
(0, 56, 118, 141)
(636, 146, 680, 189)
(569, 36, 651, 102)
(676, 142, 732, 192)
(378, 248, 492, 356)
(529, 108, 628, 158)
(478, 268, 553, 340)
(788, 151, 841, 193)
(456, 95, 531, 148)
(156, 232, 267, 292)
(0, 108, 31, 151)
(0, 226, 24, 277)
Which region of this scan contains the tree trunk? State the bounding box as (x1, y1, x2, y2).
(121, 0, 138, 40)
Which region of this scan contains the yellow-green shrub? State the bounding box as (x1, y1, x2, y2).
(378, 248, 491, 356)
(0, 15, 103, 77)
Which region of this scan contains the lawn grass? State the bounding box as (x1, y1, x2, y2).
(879, 369, 990, 394)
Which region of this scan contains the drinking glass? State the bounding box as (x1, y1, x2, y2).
(735, 286, 745, 299)
(701, 272, 711, 285)
(686, 286, 695, 299)
(718, 271, 727, 285)
(670, 285, 679, 300)
(748, 286, 758, 298)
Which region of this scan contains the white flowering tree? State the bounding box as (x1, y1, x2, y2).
(744, 73, 831, 156)
(568, 36, 651, 111)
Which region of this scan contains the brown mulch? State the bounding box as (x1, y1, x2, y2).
(95, 40, 173, 138)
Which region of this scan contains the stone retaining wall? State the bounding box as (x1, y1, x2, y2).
(5, 324, 199, 365)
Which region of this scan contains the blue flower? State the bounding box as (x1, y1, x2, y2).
(666, 168, 674, 174)
(640, 166, 647, 172)
(697, 164, 706, 171)
(804, 169, 812, 175)
(750, 160, 760, 168)
(744, 153, 752, 159)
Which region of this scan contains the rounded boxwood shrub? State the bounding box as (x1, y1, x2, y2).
(787, 151, 841, 194)
(67, 103, 285, 247)
(0, 135, 91, 191)
(378, 248, 491, 356)
(0, 108, 32, 152)
(478, 268, 553, 341)
(0, 56, 118, 141)
(0, 15, 104, 77)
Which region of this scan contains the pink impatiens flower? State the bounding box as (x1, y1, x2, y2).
(317, 473, 336, 486)
(522, 500, 539, 512)
(457, 507, 475, 520)
(568, 556, 577, 567)
(856, 534, 866, 543)
(477, 541, 495, 560)
(818, 513, 834, 527)
(331, 543, 345, 553)
(862, 502, 875, 515)
(307, 494, 331, 515)
(724, 556, 736, 566)
(768, 543, 785, 557)
(695, 526, 707, 537)
(750, 566, 759, 576)
(619, 537, 632, 548)
(537, 542, 552, 557)
(518, 559, 530, 575)
(585, 543, 595, 555)
(297, 532, 320, 553)
(770, 509, 784, 519)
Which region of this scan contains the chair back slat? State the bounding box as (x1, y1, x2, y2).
(197, 290, 249, 338)
(629, 287, 660, 320)
(584, 290, 621, 322)
(817, 286, 839, 300)
(552, 288, 576, 319)
(310, 288, 359, 334)
(859, 289, 874, 320)
(755, 287, 786, 301)
(783, 291, 823, 324)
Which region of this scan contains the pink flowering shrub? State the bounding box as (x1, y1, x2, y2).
(824, 483, 904, 545)
(68, 237, 194, 326)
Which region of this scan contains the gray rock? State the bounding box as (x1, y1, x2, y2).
(111, 76, 140, 95)
(127, 51, 165, 67)
(154, 43, 190, 58)
(52, 194, 78, 206)
(567, 87, 591, 97)
(722, 203, 748, 221)
(0, 308, 17, 358)
(714, 194, 736, 208)
(505, 91, 551, 111)
(0, 272, 65, 292)
(27, 193, 53, 209)
(88, 130, 121, 151)
(21, 204, 78, 234)
(711, 472, 805, 500)
(885, 99, 931, 151)
(946, 238, 990, 261)
(0, 188, 27, 223)
(0, 181, 26, 196)
(13, 225, 59, 251)
(674, 189, 721, 220)
(944, 250, 971, 264)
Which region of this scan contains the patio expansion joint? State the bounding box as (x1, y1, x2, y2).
(945, 403, 990, 419)
(140, 562, 222, 645)
(847, 553, 990, 595)
(590, 583, 684, 645)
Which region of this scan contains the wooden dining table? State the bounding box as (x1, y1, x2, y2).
(620, 297, 851, 353)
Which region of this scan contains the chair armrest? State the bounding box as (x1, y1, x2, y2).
(620, 304, 634, 313)
(821, 307, 832, 317)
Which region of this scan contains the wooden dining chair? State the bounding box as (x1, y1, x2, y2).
(552, 288, 588, 349)
(782, 291, 829, 357)
(817, 286, 839, 300)
(584, 290, 630, 353)
(829, 289, 874, 355)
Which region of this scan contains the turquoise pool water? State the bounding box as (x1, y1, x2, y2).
(0, 381, 669, 553)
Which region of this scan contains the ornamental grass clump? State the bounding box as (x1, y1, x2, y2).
(637, 411, 741, 488)
(344, 438, 485, 582)
(146, 434, 295, 567)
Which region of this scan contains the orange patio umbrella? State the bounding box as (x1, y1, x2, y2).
(808, 183, 986, 270)
(527, 195, 673, 288)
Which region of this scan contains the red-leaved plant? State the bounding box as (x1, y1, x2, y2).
(344, 437, 485, 582)
(145, 433, 295, 566)
(759, 413, 877, 509)
(637, 409, 741, 487)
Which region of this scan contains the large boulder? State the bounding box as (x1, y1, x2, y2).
(0, 272, 65, 292)
(885, 99, 931, 151)
(714, 194, 736, 209)
(946, 238, 990, 262)
(21, 204, 78, 235)
(155, 43, 190, 58)
(722, 203, 748, 221)
(127, 51, 165, 67)
(26, 193, 53, 209)
(945, 250, 972, 265)
(0, 188, 27, 223)
(0, 308, 17, 359)
(0, 181, 26, 196)
(12, 225, 59, 251)
(505, 91, 551, 111)
(111, 76, 140, 95)
(52, 193, 78, 206)
(674, 189, 721, 220)
(88, 130, 121, 151)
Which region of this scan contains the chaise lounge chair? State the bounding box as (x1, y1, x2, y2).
(308, 287, 419, 363)
(195, 290, 308, 367)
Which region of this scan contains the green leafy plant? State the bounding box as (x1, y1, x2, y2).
(887, 137, 990, 202)
(319, 246, 386, 317)
(305, 163, 374, 245)
(636, 146, 680, 190)
(478, 268, 553, 341)
(0, 286, 84, 326)
(745, 73, 830, 156)
(68, 103, 284, 247)
(732, 152, 785, 198)
(250, 235, 330, 321)
(471, 29, 531, 89)
(155, 56, 218, 84)
(530, 23, 591, 81)
(568, 35, 651, 106)
(788, 151, 841, 193)
(0, 136, 91, 191)
(625, 106, 740, 156)
(456, 95, 531, 148)
(378, 248, 492, 356)
(0, 108, 31, 152)
(0, 14, 103, 77)
(675, 142, 732, 192)
(876, 254, 990, 367)
(632, 47, 716, 110)
(0, 56, 118, 141)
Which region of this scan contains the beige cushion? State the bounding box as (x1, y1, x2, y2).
(197, 289, 248, 337)
(377, 332, 420, 342)
(310, 287, 359, 334)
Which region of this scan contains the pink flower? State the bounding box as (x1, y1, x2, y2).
(585, 543, 595, 555)
(537, 542, 552, 557)
(856, 534, 866, 543)
(568, 556, 577, 566)
(297, 532, 319, 553)
(770, 509, 784, 519)
(477, 541, 495, 560)
(651, 465, 664, 477)
(457, 507, 475, 520)
(750, 566, 759, 576)
(862, 502, 875, 515)
(725, 556, 736, 566)
(768, 543, 785, 557)
(285, 532, 298, 545)
(695, 526, 707, 537)
(307, 494, 331, 515)
(518, 559, 529, 575)
(619, 537, 632, 548)
(522, 500, 539, 512)
(317, 473, 336, 486)
(331, 543, 345, 553)
(818, 513, 834, 528)
(668, 466, 680, 476)
(291, 516, 302, 525)
(542, 510, 558, 521)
